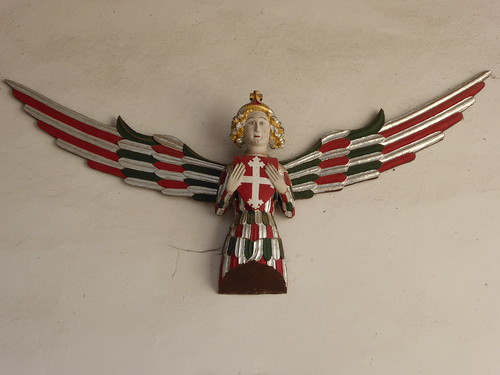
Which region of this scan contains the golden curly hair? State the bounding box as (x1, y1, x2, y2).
(230, 91, 285, 149)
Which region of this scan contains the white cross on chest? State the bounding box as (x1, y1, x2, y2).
(241, 156, 273, 209)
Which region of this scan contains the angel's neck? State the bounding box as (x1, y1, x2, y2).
(244, 145, 268, 156)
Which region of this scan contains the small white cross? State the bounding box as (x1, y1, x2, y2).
(241, 156, 272, 209)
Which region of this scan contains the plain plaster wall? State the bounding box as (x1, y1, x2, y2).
(1, 1, 499, 374)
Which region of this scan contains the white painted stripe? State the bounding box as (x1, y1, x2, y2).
(348, 152, 382, 167)
(254, 242, 263, 261)
(291, 181, 317, 192)
(318, 165, 348, 176)
(155, 170, 185, 181)
(283, 151, 321, 170)
(288, 166, 321, 180)
(321, 129, 351, 143)
(118, 158, 156, 172)
(380, 132, 445, 163)
(381, 71, 490, 132)
(124, 178, 163, 191)
(183, 156, 224, 171)
(183, 170, 220, 183)
(5, 80, 119, 135)
(152, 153, 183, 165)
(382, 98, 471, 146)
(56, 139, 122, 169)
(222, 255, 230, 278)
(272, 240, 279, 260)
(161, 188, 193, 197)
(345, 170, 380, 186)
(313, 182, 344, 193)
(117, 139, 155, 155)
(349, 134, 384, 150)
(153, 134, 184, 150)
(26, 106, 119, 152)
(320, 149, 350, 161)
(187, 186, 217, 195)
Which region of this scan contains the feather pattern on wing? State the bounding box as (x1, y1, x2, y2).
(6, 80, 225, 202)
(282, 71, 491, 199)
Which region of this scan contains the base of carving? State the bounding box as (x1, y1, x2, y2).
(218, 261, 287, 295)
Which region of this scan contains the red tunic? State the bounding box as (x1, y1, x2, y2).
(215, 156, 295, 293)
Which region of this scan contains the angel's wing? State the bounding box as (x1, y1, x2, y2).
(6, 80, 225, 202)
(283, 71, 491, 199)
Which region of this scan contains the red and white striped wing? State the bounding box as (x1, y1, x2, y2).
(284, 71, 491, 199)
(6, 80, 225, 202)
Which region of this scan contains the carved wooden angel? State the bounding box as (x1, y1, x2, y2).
(5, 71, 490, 294)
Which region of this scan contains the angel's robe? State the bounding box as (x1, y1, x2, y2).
(215, 157, 295, 294)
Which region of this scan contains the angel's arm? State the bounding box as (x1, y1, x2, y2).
(215, 166, 232, 216)
(269, 164, 295, 218)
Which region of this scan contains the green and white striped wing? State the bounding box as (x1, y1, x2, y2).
(284, 71, 490, 199)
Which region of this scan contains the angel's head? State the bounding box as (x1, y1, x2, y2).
(230, 90, 285, 149)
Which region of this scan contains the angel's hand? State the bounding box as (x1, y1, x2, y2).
(226, 163, 246, 194)
(266, 164, 288, 194)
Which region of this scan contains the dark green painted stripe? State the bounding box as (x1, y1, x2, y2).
(116, 116, 157, 145)
(291, 174, 318, 186)
(347, 109, 385, 140)
(287, 158, 321, 174)
(227, 237, 237, 255)
(282, 139, 322, 165)
(263, 239, 272, 261)
(117, 149, 156, 163)
(122, 168, 162, 181)
(285, 202, 294, 212)
(183, 144, 223, 165)
(278, 240, 284, 259)
(244, 239, 253, 259)
(346, 161, 382, 176)
(184, 178, 218, 189)
(293, 190, 315, 199)
(182, 163, 222, 177)
(247, 211, 255, 224)
(193, 194, 216, 202)
(348, 144, 384, 159)
(262, 213, 270, 226)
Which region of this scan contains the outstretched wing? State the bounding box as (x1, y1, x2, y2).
(283, 71, 491, 199)
(6, 80, 225, 202)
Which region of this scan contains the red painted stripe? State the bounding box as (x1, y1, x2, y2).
(380, 82, 485, 138)
(152, 144, 184, 158)
(320, 156, 349, 169)
(38, 121, 120, 161)
(266, 226, 273, 239)
(258, 257, 267, 265)
(320, 138, 351, 153)
(235, 225, 243, 238)
(157, 180, 189, 189)
(153, 161, 185, 173)
(13, 89, 122, 144)
(378, 153, 416, 173)
(250, 224, 259, 241)
(382, 112, 463, 154)
(316, 173, 347, 185)
(87, 160, 126, 178)
(276, 259, 283, 275)
(230, 255, 239, 269)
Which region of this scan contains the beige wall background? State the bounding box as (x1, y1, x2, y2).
(1, 1, 499, 374)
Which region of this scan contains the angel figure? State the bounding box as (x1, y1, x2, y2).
(216, 91, 295, 294)
(5, 71, 490, 295)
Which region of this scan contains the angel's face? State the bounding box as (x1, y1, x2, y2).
(244, 111, 270, 148)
